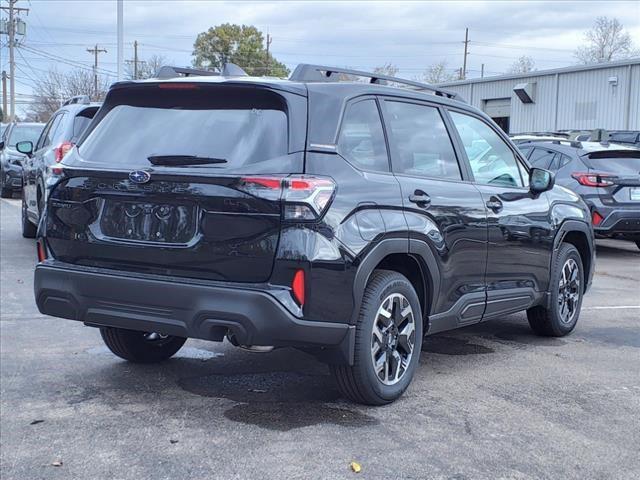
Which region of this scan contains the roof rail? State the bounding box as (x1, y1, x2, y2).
(289, 64, 463, 101)
(156, 63, 248, 79)
(521, 138, 583, 148)
(62, 95, 91, 106)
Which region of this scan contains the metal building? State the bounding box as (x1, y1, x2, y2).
(438, 58, 640, 134)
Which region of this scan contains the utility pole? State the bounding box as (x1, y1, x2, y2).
(2, 71, 7, 119)
(1, 0, 29, 122)
(133, 40, 138, 79)
(126, 40, 144, 79)
(87, 44, 107, 99)
(481, 63, 485, 78)
(265, 32, 272, 76)
(462, 27, 469, 80)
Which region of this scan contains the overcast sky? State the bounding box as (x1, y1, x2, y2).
(2, 0, 639, 115)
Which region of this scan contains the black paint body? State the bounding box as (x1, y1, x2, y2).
(34, 77, 596, 364)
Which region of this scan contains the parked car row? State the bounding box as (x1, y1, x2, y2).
(516, 138, 640, 250)
(30, 63, 597, 405)
(1, 122, 45, 197)
(17, 96, 101, 237)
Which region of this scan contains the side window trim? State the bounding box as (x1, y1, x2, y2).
(444, 107, 529, 189)
(335, 95, 392, 174)
(377, 96, 471, 182)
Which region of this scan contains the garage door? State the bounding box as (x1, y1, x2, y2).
(483, 98, 511, 117)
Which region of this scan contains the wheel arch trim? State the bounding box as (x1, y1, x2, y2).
(351, 238, 441, 325)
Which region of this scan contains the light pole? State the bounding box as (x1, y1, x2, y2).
(117, 0, 124, 80)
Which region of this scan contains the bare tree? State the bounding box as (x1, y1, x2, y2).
(575, 17, 636, 64)
(25, 68, 109, 122)
(125, 54, 169, 80)
(508, 55, 535, 74)
(421, 60, 457, 84)
(373, 62, 399, 77)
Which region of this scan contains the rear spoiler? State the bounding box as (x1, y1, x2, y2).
(584, 150, 640, 159)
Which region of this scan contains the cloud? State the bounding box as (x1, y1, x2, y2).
(6, 0, 639, 115)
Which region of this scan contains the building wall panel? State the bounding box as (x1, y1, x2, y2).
(439, 60, 639, 133)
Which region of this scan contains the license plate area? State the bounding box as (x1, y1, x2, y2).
(97, 199, 198, 245)
(630, 187, 640, 201)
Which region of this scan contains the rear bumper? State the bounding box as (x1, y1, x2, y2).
(594, 209, 640, 238)
(34, 262, 354, 361)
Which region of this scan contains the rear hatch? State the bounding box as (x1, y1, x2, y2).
(581, 150, 640, 205)
(44, 81, 307, 282)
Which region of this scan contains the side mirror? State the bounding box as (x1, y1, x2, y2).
(16, 141, 33, 156)
(529, 167, 555, 194)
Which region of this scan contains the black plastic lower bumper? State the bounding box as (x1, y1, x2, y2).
(595, 210, 640, 238)
(34, 262, 354, 362)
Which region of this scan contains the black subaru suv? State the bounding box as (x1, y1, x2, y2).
(34, 64, 595, 405)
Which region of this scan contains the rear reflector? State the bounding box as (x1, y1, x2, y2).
(592, 211, 604, 226)
(292, 269, 305, 306)
(36, 240, 47, 262)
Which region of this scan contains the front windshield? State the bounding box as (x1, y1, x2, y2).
(8, 125, 43, 148)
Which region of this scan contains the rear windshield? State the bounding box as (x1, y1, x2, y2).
(583, 153, 640, 174)
(8, 125, 43, 147)
(609, 132, 638, 144)
(78, 85, 289, 171)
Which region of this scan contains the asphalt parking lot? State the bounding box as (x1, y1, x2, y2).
(1, 196, 639, 480)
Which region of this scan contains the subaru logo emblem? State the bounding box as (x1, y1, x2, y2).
(129, 170, 151, 184)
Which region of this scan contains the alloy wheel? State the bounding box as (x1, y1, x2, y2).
(370, 293, 416, 386)
(558, 258, 581, 324)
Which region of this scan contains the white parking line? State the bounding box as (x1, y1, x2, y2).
(584, 306, 640, 310)
(0, 198, 20, 208)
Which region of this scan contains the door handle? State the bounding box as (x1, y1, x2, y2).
(409, 190, 431, 207)
(485, 197, 503, 212)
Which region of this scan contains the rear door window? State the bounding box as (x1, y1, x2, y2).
(41, 114, 64, 149)
(384, 100, 461, 180)
(337, 98, 389, 172)
(528, 147, 557, 169)
(79, 86, 291, 172)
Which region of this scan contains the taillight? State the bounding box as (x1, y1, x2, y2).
(54, 141, 74, 163)
(36, 239, 47, 262)
(283, 176, 335, 220)
(238, 175, 335, 221)
(571, 172, 615, 187)
(291, 269, 305, 306)
(592, 211, 604, 226)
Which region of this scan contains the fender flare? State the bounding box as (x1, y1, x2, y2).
(552, 219, 595, 293)
(350, 238, 441, 324)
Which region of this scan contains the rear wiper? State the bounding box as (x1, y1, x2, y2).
(147, 155, 227, 166)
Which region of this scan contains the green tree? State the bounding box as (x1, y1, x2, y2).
(192, 23, 289, 77)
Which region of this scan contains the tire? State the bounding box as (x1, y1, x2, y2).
(527, 243, 584, 337)
(331, 270, 423, 405)
(21, 193, 37, 238)
(0, 186, 12, 198)
(100, 327, 187, 363)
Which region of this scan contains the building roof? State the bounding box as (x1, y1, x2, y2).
(438, 57, 640, 87)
